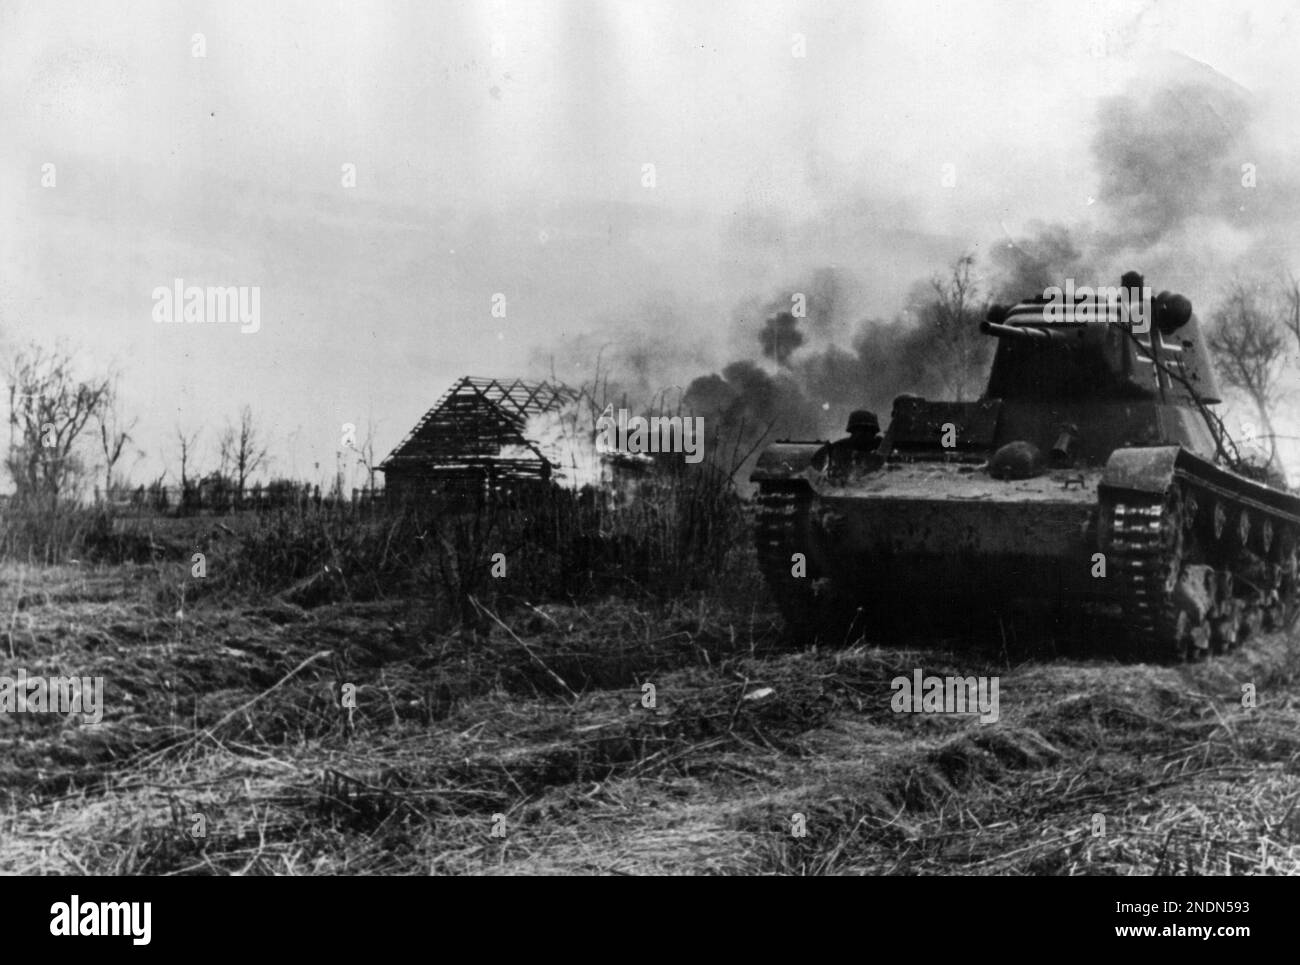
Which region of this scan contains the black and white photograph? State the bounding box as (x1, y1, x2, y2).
(0, 0, 1297, 911)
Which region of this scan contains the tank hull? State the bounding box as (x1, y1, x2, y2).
(754, 442, 1300, 659)
(807, 465, 1103, 604)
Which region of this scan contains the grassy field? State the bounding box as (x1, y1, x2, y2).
(2, 547, 1298, 876)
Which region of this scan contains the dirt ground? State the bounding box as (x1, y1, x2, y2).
(1, 559, 1297, 875)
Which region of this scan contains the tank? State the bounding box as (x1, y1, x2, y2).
(753, 274, 1300, 661)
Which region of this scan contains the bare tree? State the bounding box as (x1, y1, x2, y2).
(98, 377, 139, 494)
(218, 405, 270, 495)
(1207, 280, 1289, 464)
(175, 426, 201, 489)
(6, 343, 112, 502)
(911, 253, 991, 401)
(1281, 272, 1300, 352)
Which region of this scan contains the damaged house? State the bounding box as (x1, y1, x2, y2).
(379, 375, 651, 502)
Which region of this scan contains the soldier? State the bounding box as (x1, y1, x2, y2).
(845, 409, 882, 453)
(826, 409, 882, 476)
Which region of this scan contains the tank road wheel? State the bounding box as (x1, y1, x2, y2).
(1151, 489, 1193, 662)
(1211, 614, 1237, 652)
(1180, 611, 1212, 661)
(1209, 572, 1238, 654)
(1102, 485, 1209, 663)
(1184, 489, 1200, 533)
(1239, 598, 1265, 644)
(1263, 591, 1287, 632)
(1234, 509, 1252, 552)
(1212, 500, 1228, 541)
(1264, 527, 1300, 632)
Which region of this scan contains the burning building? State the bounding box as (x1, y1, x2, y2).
(379, 375, 650, 502)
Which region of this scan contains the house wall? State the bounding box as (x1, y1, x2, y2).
(384, 463, 556, 505)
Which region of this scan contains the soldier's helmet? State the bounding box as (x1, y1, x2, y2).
(847, 409, 880, 434)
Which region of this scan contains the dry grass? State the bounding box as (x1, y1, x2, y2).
(2, 556, 1299, 875)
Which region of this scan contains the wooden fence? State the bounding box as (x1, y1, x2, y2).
(94, 485, 386, 515)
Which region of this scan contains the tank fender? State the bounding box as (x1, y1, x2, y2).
(751, 442, 826, 482)
(1100, 446, 1181, 495)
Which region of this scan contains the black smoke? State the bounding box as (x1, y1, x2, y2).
(759, 312, 804, 365)
(990, 221, 1094, 303)
(685, 279, 953, 459)
(543, 63, 1300, 484)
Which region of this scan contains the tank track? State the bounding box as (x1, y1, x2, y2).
(754, 481, 817, 628)
(1102, 477, 1300, 662)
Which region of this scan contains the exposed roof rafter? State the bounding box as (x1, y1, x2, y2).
(379, 375, 586, 478)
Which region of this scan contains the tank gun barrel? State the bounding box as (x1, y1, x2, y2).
(980, 320, 1066, 341)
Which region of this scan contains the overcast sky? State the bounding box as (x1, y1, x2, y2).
(2, 0, 1298, 487)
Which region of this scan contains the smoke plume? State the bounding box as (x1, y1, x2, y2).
(536, 57, 1300, 482)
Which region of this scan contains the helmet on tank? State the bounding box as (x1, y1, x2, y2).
(847, 409, 880, 434)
